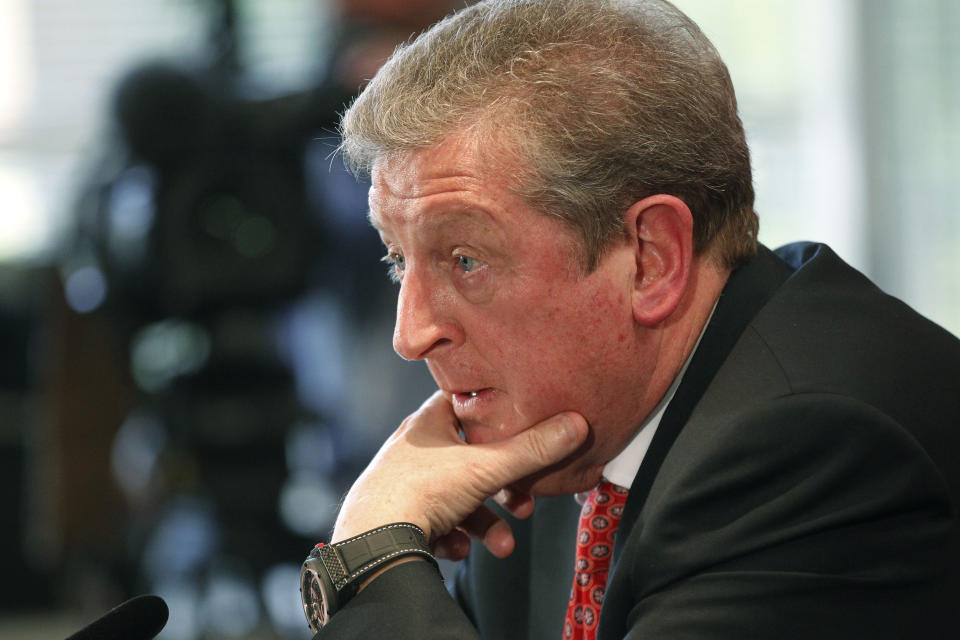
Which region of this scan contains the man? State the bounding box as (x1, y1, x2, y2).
(302, 0, 960, 637)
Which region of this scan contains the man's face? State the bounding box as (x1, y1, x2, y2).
(369, 135, 652, 495)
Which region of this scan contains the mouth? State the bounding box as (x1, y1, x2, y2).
(451, 387, 494, 403)
(447, 387, 504, 444)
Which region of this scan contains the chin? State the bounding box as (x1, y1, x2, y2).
(509, 455, 603, 497)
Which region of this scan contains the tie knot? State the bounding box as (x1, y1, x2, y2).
(581, 481, 629, 520)
(596, 480, 629, 499)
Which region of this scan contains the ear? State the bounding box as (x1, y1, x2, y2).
(625, 194, 694, 326)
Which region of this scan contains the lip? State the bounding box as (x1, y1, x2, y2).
(449, 387, 496, 413)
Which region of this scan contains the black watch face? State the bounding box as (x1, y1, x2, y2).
(301, 557, 333, 632)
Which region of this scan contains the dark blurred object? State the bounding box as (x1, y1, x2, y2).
(0, 294, 48, 609)
(74, 0, 358, 320)
(65, 594, 168, 640)
(95, 63, 352, 318)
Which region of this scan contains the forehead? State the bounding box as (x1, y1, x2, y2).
(371, 132, 484, 197)
(371, 135, 484, 200)
(369, 134, 527, 234)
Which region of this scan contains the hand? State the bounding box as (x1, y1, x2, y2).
(430, 485, 541, 561)
(332, 391, 588, 559)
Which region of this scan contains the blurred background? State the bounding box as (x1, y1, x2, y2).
(0, 0, 956, 638)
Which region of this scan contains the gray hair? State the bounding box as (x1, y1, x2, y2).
(341, 0, 758, 270)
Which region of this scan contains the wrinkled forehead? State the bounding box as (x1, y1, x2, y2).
(368, 139, 484, 225)
(371, 138, 478, 193)
(365, 137, 510, 240)
(366, 127, 528, 220)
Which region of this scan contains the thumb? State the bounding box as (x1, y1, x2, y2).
(480, 412, 589, 488)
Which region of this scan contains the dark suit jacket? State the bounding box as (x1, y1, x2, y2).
(319, 243, 960, 639)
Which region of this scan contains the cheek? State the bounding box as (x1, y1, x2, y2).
(536, 287, 627, 353)
(498, 290, 626, 394)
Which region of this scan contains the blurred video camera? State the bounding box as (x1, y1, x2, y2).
(88, 61, 353, 319)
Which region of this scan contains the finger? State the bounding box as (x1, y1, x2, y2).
(494, 488, 536, 519)
(403, 390, 461, 438)
(419, 389, 451, 413)
(459, 504, 516, 558)
(478, 411, 589, 491)
(432, 529, 471, 561)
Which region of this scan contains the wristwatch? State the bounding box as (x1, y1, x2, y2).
(300, 522, 437, 632)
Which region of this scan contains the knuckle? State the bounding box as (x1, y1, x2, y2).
(522, 428, 554, 464)
(421, 487, 469, 538)
(464, 459, 499, 493)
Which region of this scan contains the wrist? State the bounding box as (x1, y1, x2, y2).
(300, 522, 438, 632)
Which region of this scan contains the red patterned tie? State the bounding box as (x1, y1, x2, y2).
(562, 481, 629, 640)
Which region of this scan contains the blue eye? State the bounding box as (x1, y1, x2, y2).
(457, 255, 478, 273)
(380, 252, 405, 283)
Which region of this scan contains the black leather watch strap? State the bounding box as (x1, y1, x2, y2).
(322, 522, 436, 591)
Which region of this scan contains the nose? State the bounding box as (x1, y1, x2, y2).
(392, 269, 461, 361)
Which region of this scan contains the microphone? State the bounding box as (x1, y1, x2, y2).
(65, 594, 169, 640)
